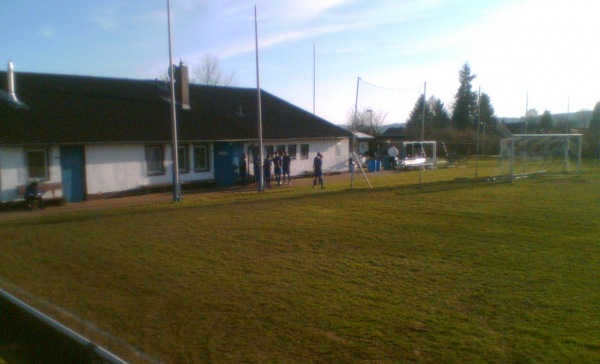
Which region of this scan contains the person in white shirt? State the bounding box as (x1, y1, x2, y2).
(387, 145, 399, 170)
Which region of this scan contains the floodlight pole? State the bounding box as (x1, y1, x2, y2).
(475, 86, 481, 179)
(255, 5, 264, 192)
(313, 43, 316, 115)
(525, 90, 529, 134)
(167, 0, 181, 202)
(350, 77, 360, 189)
(419, 82, 426, 184)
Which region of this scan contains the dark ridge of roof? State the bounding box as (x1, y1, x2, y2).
(0, 71, 351, 145)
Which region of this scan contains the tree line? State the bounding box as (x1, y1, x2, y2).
(348, 62, 600, 157)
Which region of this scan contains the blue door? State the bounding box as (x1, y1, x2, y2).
(214, 142, 244, 187)
(60, 146, 85, 202)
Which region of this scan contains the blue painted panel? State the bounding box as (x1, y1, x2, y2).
(60, 147, 85, 202)
(213, 142, 244, 187)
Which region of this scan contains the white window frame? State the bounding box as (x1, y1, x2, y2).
(287, 144, 297, 160)
(193, 144, 210, 172)
(265, 145, 274, 158)
(300, 144, 309, 159)
(26, 149, 49, 181)
(276, 144, 285, 155)
(145, 145, 165, 176)
(178, 145, 189, 174)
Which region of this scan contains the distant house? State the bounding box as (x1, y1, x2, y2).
(0, 63, 352, 203)
(350, 131, 373, 155)
(381, 126, 405, 139)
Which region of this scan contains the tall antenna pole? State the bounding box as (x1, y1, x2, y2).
(313, 43, 316, 115)
(525, 90, 529, 134)
(350, 77, 361, 189)
(167, 0, 181, 202)
(255, 5, 264, 192)
(419, 82, 426, 184)
(475, 86, 481, 179)
(566, 94, 570, 133)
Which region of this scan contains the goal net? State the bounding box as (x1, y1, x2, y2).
(498, 134, 582, 180)
(355, 78, 421, 125)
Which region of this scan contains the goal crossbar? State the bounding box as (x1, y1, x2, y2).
(508, 134, 582, 179)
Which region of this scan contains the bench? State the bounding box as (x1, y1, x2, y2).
(447, 156, 469, 167)
(17, 182, 63, 199)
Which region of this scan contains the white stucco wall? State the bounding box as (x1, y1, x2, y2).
(85, 143, 215, 195)
(0, 146, 62, 202)
(244, 138, 350, 177)
(1, 139, 349, 202)
(85, 144, 146, 195)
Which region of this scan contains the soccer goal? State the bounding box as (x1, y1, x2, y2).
(499, 134, 582, 180)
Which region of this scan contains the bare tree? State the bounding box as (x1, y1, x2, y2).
(346, 107, 386, 136)
(193, 54, 236, 86)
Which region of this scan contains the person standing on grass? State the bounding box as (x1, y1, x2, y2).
(273, 151, 283, 186)
(253, 154, 261, 184)
(282, 151, 291, 185)
(263, 154, 272, 188)
(239, 154, 247, 185)
(388, 144, 399, 170)
(313, 152, 324, 188)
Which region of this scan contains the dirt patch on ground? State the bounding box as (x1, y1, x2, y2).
(0, 172, 375, 222)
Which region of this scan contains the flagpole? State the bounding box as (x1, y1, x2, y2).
(167, 0, 181, 201)
(313, 43, 316, 115)
(419, 81, 426, 184)
(350, 77, 360, 189)
(255, 5, 264, 192)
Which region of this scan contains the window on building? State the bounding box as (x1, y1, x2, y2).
(178, 145, 189, 173)
(26, 149, 49, 180)
(336, 142, 343, 157)
(193, 144, 210, 171)
(265, 145, 274, 158)
(359, 142, 369, 155)
(300, 144, 309, 159)
(287, 144, 297, 159)
(276, 144, 285, 155)
(145, 145, 165, 175)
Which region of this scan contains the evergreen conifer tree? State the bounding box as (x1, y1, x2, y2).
(586, 101, 600, 157)
(430, 97, 451, 129)
(451, 62, 478, 130)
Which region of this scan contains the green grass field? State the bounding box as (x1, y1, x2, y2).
(1, 163, 599, 363)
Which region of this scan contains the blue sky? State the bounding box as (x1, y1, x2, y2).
(2, 0, 598, 125)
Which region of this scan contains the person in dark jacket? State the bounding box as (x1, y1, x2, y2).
(282, 151, 291, 185)
(25, 181, 44, 210)
(239, 154, 247, 185)
(253, 154, 261, 184)
(312, 152, 324, 188)
(263, 155, 272, 187)
(273, 151, 283, 186)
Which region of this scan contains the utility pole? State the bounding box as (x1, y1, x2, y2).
(166, 0, 181, 202)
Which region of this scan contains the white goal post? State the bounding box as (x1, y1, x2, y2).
(500, 134, 582, 180)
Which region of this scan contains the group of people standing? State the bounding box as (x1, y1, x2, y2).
(239, 151, 324, 189)
(242, 151, 292, 187)
(263, 151, 292, 187)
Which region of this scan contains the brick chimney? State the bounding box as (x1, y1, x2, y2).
(174, 61, 190, 109)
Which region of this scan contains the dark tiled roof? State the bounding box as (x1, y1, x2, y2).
(381, 127, 405, 137)
(0, 71, 351, 145)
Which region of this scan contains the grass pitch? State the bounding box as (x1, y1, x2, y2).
(1, 165, 599, 363)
